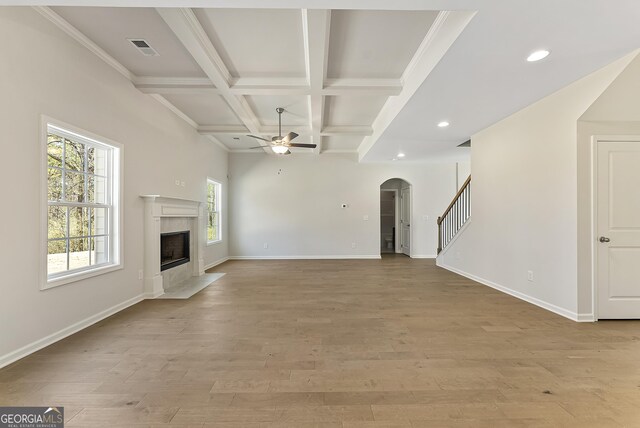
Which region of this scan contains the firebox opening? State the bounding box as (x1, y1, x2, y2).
(160, 231, 190, 271)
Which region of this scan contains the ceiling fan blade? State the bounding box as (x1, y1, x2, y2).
(247, 134, 270, 142)
(288, 143, 317, 148)
(284, 150, 292, 155)
(248, 146, 269, 149)
(282, 132, 298, 144)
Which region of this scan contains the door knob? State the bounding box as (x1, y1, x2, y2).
(599, 236, 610, 243)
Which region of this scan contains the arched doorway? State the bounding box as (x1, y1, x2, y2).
(380, 178, 412, 257)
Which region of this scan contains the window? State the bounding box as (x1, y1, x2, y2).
(207, 179, 221, 243)
(44, 121, 121, 288)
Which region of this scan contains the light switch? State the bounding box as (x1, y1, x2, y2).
(363, 215, 369, 221)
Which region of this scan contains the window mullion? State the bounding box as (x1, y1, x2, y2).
(65, 207, 70, 272)
(61, 138, 66, 201)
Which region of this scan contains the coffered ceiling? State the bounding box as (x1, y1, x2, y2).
(42, 5, 466, 155)
(28, 0, 640, 161)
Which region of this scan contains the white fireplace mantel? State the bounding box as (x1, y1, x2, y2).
(141, 195, 205, 298)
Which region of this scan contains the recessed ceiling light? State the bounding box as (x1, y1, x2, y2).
(527, 50, 550, 62)
(438, 121, 450, 128)
(397, 153, 406, 158)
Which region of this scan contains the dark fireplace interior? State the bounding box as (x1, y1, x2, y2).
(160, 231, 190, 271)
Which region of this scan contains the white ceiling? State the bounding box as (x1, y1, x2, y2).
(32, 1, 640, 161)
(194, 8, 307, 79)
(48, 5, 445, 155)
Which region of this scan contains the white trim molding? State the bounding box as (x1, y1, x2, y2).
(0, 294, 143, 369)
(230, 255, 382, 260)
(204, 256, 230, 271)
(437, 261, 586, 322)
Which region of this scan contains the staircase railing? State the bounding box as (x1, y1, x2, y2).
(437, 176, 471, 254)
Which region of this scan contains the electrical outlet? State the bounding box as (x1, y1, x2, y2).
(423, 215, 430, 221)
(263, 243, 268, 249)
(351, 242, 357, 248)
(527, 270, 534, 282)
(138, 269, 143, 280)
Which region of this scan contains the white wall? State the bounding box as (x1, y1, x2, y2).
(576, 52, 640, 316)
(456, 161, 471, 190)
(0, 8, 228, 365)
(437, 53, 634, 321)
(229, 153, 458, 259)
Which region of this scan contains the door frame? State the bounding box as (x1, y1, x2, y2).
(380, 189, 399, 254)
(591, 135, 640, 319)
(400, 185, 412, 257)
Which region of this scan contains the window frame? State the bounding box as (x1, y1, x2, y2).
(206, 178, 222, 245)
(41, 117, 123, 290)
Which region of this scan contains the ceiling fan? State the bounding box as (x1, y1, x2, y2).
(247, 107, 317, 155)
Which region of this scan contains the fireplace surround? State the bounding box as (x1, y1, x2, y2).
(141, 195, 205, 298)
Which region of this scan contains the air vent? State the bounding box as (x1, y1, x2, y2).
(458, 140, 471, 148)
(128, 39, 159, 57)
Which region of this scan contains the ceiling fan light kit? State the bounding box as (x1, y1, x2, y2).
(246, 107, 317, 155)
(271, 145, 289, 154)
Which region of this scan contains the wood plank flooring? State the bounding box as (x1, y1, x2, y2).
(2, 256, 640, 426)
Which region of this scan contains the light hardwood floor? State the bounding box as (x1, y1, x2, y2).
(2, 256, 640, 427)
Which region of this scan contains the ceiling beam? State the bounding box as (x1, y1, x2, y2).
(156, 8, 271, 153)
(198, 125, 371, 137)
(321, 126, 373, 137)
(357, 10, 476, 161)
(134, 76, 400, 96)
(134, 76, 217, 94)
(323, 78, 402, 96)
(302, 9, 331, 155)
(197, 125, 248, 135)
(229, 77, 309, 96)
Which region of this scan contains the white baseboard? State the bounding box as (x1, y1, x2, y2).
(0, 294, 144, 369)
(411, 254, 437, 259)
(204, 256, 230, 271)
(229, 255, 382, 260)
(142, 290, 163, 299)
(576, 313, 596, 322)
(436, 262, 587, 322)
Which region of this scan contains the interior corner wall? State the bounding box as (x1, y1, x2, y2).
(0, 7, 228, 365)
(436, 52, 634, 321)
(228, 153, 458, 259)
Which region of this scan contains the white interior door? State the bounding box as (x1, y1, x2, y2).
(400, 187, 411, 256)
(597, 140, 640, 319)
